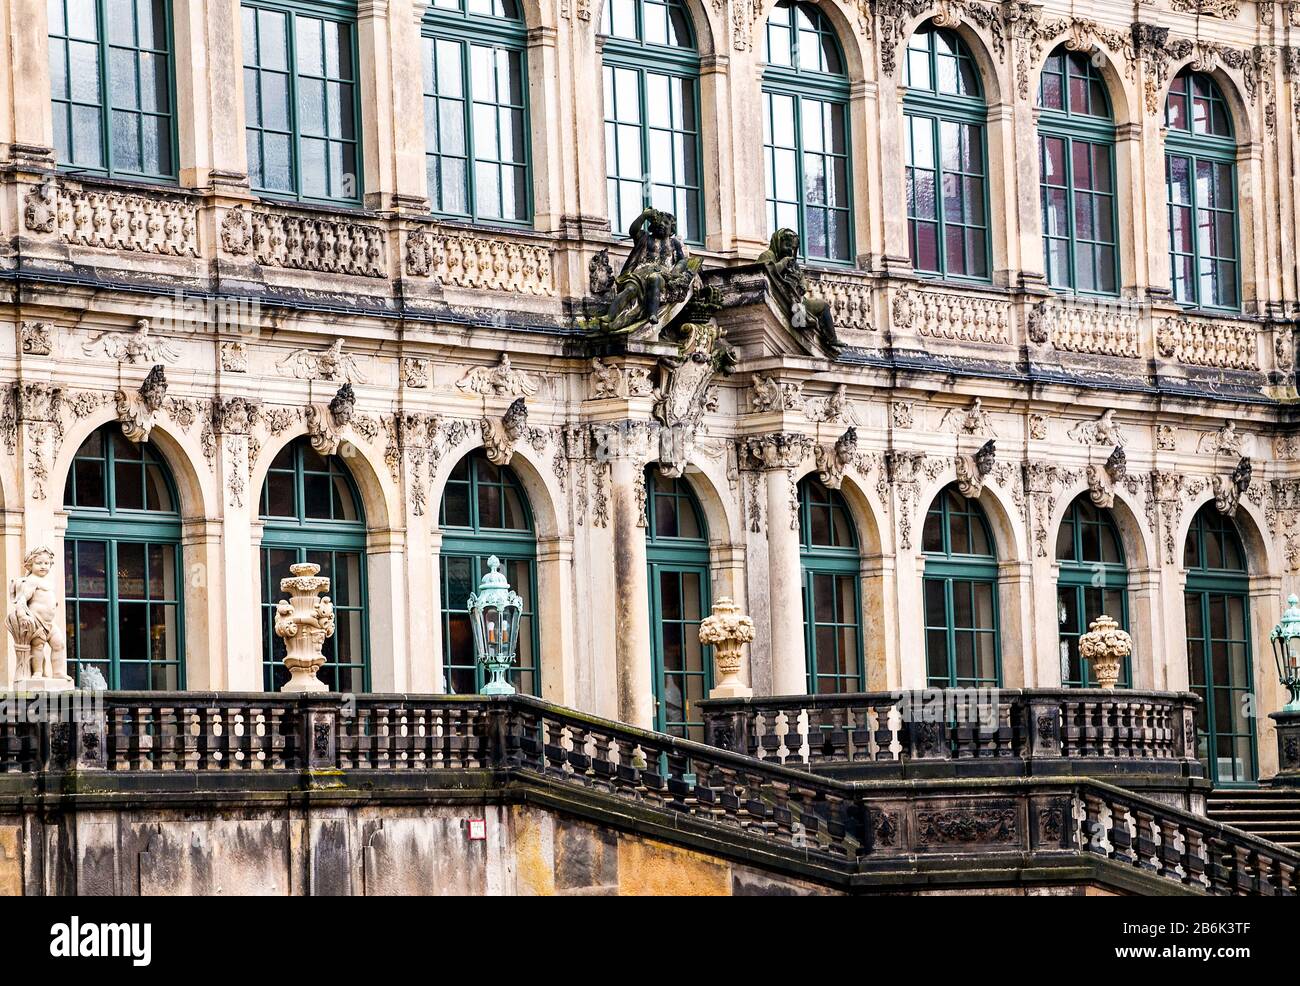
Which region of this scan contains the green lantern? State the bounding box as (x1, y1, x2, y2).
(1271, 594, 1300, 714)
(466, 555, 524, 696)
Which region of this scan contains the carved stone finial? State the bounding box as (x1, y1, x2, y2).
(6, 546, 73, 690)
(274, 562, 335, 693)
(1078, 614, 1132, 690)
(699, 596, 756, 699)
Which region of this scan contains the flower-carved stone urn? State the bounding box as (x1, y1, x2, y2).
(273, 563, 336, 693)
(699, 596, 755, 699)
(1078, 614, 1132, 690)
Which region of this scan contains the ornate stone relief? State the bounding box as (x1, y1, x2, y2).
(892, 401, 915, 429)
(20, 321, 52, 356)
(404, 228, 433, 277)
(653, 320, 733, 478)
(886, 450, 938, 552)
(1028, 413, 1048, 440)
(1197, 420, 1250, 457)
(483, 398, 528, 466)
(1086, 446, 1127, 509)
(741, 432, 813, 472)
(220, 341, 248, 373)
(1157, 314, 1257, 370)
(940, 397, 994, 435)
(805, 384, 859, 425)
(251, 210, 386, 277)
(750, 374, 805, 413)
(1025, 460, 1082, 557)
(588, 249, 615, 297)
(456, 354, 541, 399)
(116, 365, 168, 444)
(10, 383, 64, 500)
(220, 206, 252, 255)
(401, 357, 430, 389)
(955, 439, 996, 499)
(815, 428, 858, 490)
(1149, 470, 1208, 564)
(1267, 479, 1300, 570)
(1048, 304, 1141, 359)
(590, 357, 654, 400)
(305, 384, 355, 456)
(409, 227, 556, 296)
(1068, 408, 1127, 446)
(1212, 457, 1253, 517)
(82, 319, 180, 364)
(1156, 425, 1178, 451)
(1028, 17, 1133, 102)
(1171, 0, 1239, 17)
(278, 339, 367, 383)
(25, 179, 199, 256)
(892, 286, 1012, 344)
(806, 273, 875, 333)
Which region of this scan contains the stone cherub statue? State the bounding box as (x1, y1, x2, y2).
(587, 207, 702, 336)
(6, 546, 73, 687)
(757, 228, 840, 354)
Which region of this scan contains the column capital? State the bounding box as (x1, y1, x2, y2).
(739, 432, 813, 471)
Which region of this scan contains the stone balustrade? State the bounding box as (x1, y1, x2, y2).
(0, 690, 1292, 895)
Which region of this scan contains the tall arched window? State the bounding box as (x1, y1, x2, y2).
(1056, 495, 1129, 687)
(645, 469, 711, 738)
(922, 486, 1000, 687)
(601, 0, 702, 241)
(904, 24, 989, 280)
(1165, 69, 1239, 311)
(1184, 504, 1255, 785)
(798, 476, 863, 692)
(63, 425, 183, 688)
(259, 439, 369, 691)
(439, 451, 539, 695)
(1038, 47, 1118, 295)
(422, 0, 530, 224)
(762, 0, 852, 263)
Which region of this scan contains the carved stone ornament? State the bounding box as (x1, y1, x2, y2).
(1026, 301, 1052, 345)
(584, 207, 702, 338)
(1078, 614, 1133, 690)
(742, 431, 812, 471)
(483, 397, 528, 466)
(1198, 420, 1248, 457)
(401, 356, 431, 389)
(274, 562, 336, 693)
(588, 248, 615, 296)
(590, 357, 654, 400)
(699, 597, 756, 700)
(116, 364, 168, 444)
(82, 318, 180, 364)
(20, 321, 53, 356)
(750, 374, 805, 413)
(6, 546, 73, 690)
(220, 340, 248, 372)
(1029, 413, 1048, 440)
(1087, 446, 1126, 508)
(805, 384, 857, 424)
(815, 427, 858, 490)
(653, 319, 734, 478)
(893, 401, 915, 429)
(955, 439, 996, 498)
(456, 354, 540, 398)
(941, 397, 994, 435)
(1068, 408, 1127, 446)
(305, 383, 355, 456)
(220, 206, 252, 255)
(278, 338, 367, 383)
(757, 228, 842, 354)
(1213, 457, 1253, 517)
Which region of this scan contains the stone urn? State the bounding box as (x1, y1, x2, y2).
(699, 596, 755, 699)
(273, 563, 336, 693)
(1078, 614, 1132, 690)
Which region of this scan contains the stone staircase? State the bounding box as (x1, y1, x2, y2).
(1207, 788, 1300, 850)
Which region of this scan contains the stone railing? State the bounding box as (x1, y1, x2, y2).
(0, 690, 1293, 894)
(22, 176, 200, 257)
(1043, 301, 1143, 359)
(892, 284, 1013, 345)
(1156, 312, 1259, 370)
(697, 689, 1201, 778)
(246, 205, 388, 278)
(405, 225, 557, 296)
(806, 271, 874, 333)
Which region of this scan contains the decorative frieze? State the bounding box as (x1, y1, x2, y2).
(750, 374, 805, 413)
(401, 357, 431, 389)
(892, 287, 1012, 345)
(20, 321, 52, 356)
(1048, 304, 1141, 359)
(590, 357, 653, 400)
(278, 339, 367, 383)
(940, 397, 994, 435)
(456, 354, 542, 399)
(24, 180, 199, 256)
(414, 228, 556, 296)
(1068, 409, 1128, 446)
(251, 210, 386, 277)
(806, 273, 875, 333)
(81, 319, 180, 364)
(1157, 314, 1257, 370)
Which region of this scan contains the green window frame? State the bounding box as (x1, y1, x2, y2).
(241, 0, 362, 205)
(645, 468, 712, 738)
(798, 476, 863, 693)
(601, 0, 703, 243)
(439, 450, 540, 696)
(259, 438, 369, 691)
(63, 424, 184, 689)
(48, 0, 177, 181)
(922, 485, 1001, 688)
(423, 0, 531, 225)
(1055, 495, 1130, 687)
(1037, 48, 1118, 296)
(904, 24, 990, 282)
(762, 0, 852, 264)
(1164, 69, 1239, 312)
(1183, 504, 1256, 786)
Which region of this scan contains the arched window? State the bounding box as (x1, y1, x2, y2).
(1055, 496, 1129, 687)
(63, 425, 183, 688)
(1038, 48, 1118, 295)
(1165, 70, 1238, 311)
(601, 0, 702, 241)
(904, 24, 989, 280)
(439, 451, 539, 695)
(1184, 504, 1255, 785)
(259, 439, 368, 691)
(798, 476, 862, 692)
(762, 0, 852, 263)
(922, 486, 1000, 687)
(422, 0, 530, 224)
(49, 0, 177, 181)
(645, 469, 711, 738)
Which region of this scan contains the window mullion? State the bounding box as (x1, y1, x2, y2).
(96, 0, 111, 176)
(463, 37, 478, 221)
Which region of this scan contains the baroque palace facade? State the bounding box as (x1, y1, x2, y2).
(0, 0, 1297, 792)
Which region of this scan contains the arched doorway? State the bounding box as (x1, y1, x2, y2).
(439, 450, 540, 695)
(798, 475, 863, 693)
(645, 467, 711, 738)
(259, 438, 369, 691)
(1184, 503, 1256, 785)
(1056, 495, 1130, 687)
(63, 424, 183, 688)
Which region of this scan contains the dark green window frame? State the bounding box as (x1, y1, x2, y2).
(1164, 69, 1240, 313)
(48, 0, 178, 182)
(645, 468, 712, 738)
(601, 0, 703, 244)
(798, 476, 864, 693)
(1037, 48, 1119, 296)
(422, 0, 532, 225)
(1055, 495, 1130, 687)
(922, 485, 1001, 688)
(904, 24, 990, 283)
(439, 451, 540, 696)
(1184, 504, 1256, 786)
(241, 0, 363, 206)
(64, 424, 184, 689)
(762, 0, 853, 265)
(259, 438, 370, 691)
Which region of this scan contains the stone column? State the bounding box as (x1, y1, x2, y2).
(1, 0, 54, 158)
(172, 0, 246, 187)
(609, 433, 653, 728)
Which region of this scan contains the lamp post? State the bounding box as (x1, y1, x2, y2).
(466, 555, 524, 696)
(1269, 594, 1300, 787)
